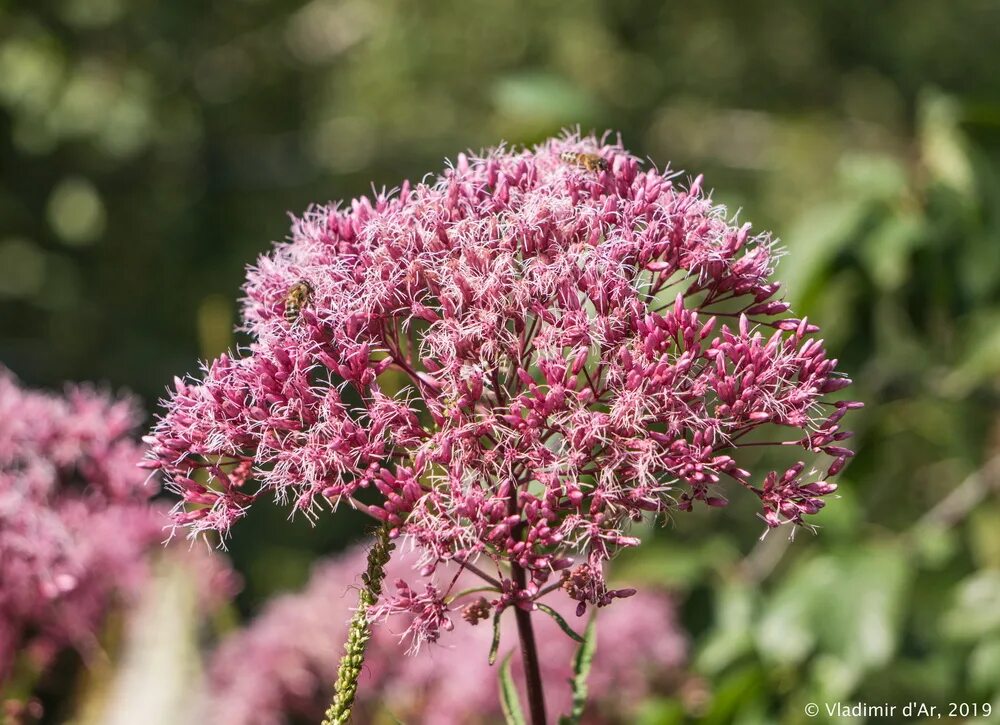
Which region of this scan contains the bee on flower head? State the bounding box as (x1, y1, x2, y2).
(283, 279, 314, 324)
(560, 151, 609, 173)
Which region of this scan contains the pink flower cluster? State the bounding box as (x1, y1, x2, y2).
(145, 133, 858, 648)
(0, 368, 164, 685)
(200, 544, 687, 725)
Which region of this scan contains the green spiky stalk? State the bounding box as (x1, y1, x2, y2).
(323, 523, 395, 725)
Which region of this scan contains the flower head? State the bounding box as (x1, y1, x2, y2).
(370, 578, 453, 653)
(146, 132, 859, 624)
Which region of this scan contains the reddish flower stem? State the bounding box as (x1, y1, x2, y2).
(506, 475, 547, 725)
(511, 561, 548, 725)
(455, 556, 503, 588)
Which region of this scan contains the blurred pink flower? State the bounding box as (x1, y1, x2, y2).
(0, 368, 238, 694)
(145, 132, 858, 642)
(201, 544, 687, 724)
(0, 368, 162, 684)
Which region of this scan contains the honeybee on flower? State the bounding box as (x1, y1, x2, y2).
(560, 151, 609, 173)
(283, 279, 314, 324)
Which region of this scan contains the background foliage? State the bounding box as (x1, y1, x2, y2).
(2, 1, 1000, 722)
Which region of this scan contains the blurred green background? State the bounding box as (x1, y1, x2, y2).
(3, 1, 1000, 722)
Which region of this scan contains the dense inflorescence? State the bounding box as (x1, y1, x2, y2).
(200, 545, 687, 725)
(0, 368, 162, 684)
(145, 133, 859, 649)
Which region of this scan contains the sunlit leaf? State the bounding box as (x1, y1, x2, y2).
(699, 665, 766, 725)
(942, 311, 1000, 395)
(969, 639, 1000, 695)
(697, 582, 756, 674)
(857, 212, 924, 291)
(969, 505, 1000, 570)
(498, 651, 527, 725)
(634, 697, 686, 725)
(942, 570, 1000, 642)
(919, 90, 975, 198)
(755, 544, 910, 681)
(559, 614, 597, 725)
(781, 197, 870, 304)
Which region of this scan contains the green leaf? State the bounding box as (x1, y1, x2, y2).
(536, 603, 585, 643)
(942, 311, 1000, 396)
(780, 196, 870, 303)
(559, 614, 598, 725)
(489, 609, 503, 665)
(969, 638, 1000, 694)
(697, 581, 756, 674)
(499, 650, 527, 725)
(699, 664, 767, 724)
(857, 212, 924, 292)
(969, 504, 1000, 570)
(918, 89, 975, 197)
(941, 570, 1000, 642)
(754, 544, 911, 699)
(634, 697, 686, 725)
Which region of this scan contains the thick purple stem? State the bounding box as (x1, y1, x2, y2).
(511, 562, 547, 725)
